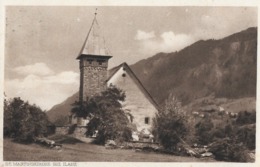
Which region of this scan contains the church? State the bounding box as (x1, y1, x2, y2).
(71, 12, 158, 136)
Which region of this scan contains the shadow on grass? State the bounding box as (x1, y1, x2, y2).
(48, 134, 84, 144)
(4, 137, 35, 145)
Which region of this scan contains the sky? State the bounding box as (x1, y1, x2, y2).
(4, 6, 257, 110)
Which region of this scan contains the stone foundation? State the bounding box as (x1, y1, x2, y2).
(55, 125, 87, 138)
(55, 126, 70, 135)
(72, 126, 87, 138)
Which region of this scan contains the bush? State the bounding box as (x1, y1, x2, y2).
(233, 110, 256, 150)
(209, 138, 250, 162)
(195, 116, 214, 145)
(236, 124, 256, 150)
(4, 97, 50, 142)
(236, 110, 256, 125)
(210, 128, 225, 139)
(153, 95, 188, 151)
(210, 122, 235, 141)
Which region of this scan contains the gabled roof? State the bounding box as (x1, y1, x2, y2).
(77, 13, 110, 59)
(107, 62, 160, 111)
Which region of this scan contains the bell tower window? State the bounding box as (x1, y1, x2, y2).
(145, 117, 150, 124)
(87, 59, 93, 65)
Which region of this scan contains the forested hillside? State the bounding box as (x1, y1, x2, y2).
(131, 27, 257, 105)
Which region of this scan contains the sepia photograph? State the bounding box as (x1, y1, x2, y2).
(1, 3, 258, 165)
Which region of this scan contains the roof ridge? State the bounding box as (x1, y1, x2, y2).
(122, 63, 160, 110)
(106, 63, 125, 82)
(107, 62, 160, 111)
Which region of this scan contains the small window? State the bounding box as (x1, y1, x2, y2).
(87, 59, 93, 64)
(122, 73, 126, 77)
(99, 62, 102, 65)
(145, 117, 150, 124)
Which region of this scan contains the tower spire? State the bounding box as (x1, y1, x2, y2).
(94, 8, 97, 16)
(77, 8, 110, 58)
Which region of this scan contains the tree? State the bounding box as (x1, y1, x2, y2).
(4, 97, 50, 142)
(153, 95, 188, 151)
(195, 116, 214, 145)
(4, 98, 13, 137)
(71, 86, 132, 144)
(236, 110, 256, 125)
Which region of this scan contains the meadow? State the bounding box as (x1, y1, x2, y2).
(4, 138, 215, 162)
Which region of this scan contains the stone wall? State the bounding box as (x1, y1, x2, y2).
(55, 126, 87, 138)
(72, 126, 87, 138)
(125, 141, 159, 149)
(55, 126, 70, 135)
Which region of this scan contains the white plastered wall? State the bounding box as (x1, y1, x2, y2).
(107, 66, 158, 132)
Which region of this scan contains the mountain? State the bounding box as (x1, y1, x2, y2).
(47, 27, 257, 123)
(131, 27, 257, 106)
(47, 92, 78, 123)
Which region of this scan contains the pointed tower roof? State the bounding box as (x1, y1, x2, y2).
(77, 10, 111, 59)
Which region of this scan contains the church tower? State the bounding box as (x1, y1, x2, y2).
(77, 11, 112, 103)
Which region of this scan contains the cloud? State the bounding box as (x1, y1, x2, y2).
(136, 30, 195, 56)
(135, 30, 155, 40)
(13, 62, 54, 76)
(160, 32, 194, 51)
(5, 64, 79, 110)
(192, 8, 257, 40)
(194, 14, 227, 39)
(45, 71, 79, 84)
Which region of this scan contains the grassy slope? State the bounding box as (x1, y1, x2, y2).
(184, 96, 256, 114)
(221, 97, 256, 113)
(4, 138, 215, 162)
